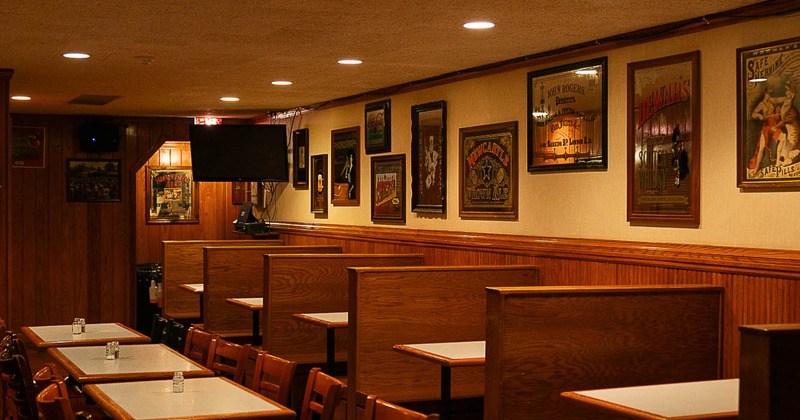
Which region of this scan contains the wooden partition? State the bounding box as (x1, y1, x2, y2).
(484, 285, 724, 420)
(202, 245, 342, 337)
(162, 239, 282, 319)
(347, 265, 540, 418)
(264, 254, 425, 365)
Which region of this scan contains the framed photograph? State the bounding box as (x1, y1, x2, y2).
(371, 154, 406, 223)
(331, 126, 360, 206)
(411, 100, 447, 214)
(231, 181, 251, 204)
(12, 126, 46, 168)
(311, 154, 328, 216)
(145, 167, 199, 224)
(66, 159, 121, 202)
(736, 37, 800, 190)
(459, 121, 518, 220)
(364, 99, 391, 154)
(627, 51, 700, 227)
(527, 57, 607, 172)
(292, 128, 310, 189)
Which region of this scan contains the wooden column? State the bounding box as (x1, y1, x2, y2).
(739, 324, 800, 420)
(0, 69, 13, 325)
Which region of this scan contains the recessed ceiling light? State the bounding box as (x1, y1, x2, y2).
(463, 21, 495, 29)
(271, 80, 293, 86)
(338, 59, 363, 65)
(11, 95, 31, 101)
(220, 96, 240, 102)
(575, 69, 598, 75)
(63, 52, 90, 59)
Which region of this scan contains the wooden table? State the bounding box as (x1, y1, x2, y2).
(47, 343, 213, 384)
(560, 378, 739, 420)
(84, 376, 296, 419)
(226, 297, 263, 346)
(292, 312, 348, 374)
(393, 340, 485, 420)
(20, 322, 151, 349)
(178, 283, 204, 321)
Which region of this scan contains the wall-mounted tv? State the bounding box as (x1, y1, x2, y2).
(189, 124, 289, 182)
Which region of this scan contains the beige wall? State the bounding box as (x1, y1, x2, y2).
(273, 13, 800, 251)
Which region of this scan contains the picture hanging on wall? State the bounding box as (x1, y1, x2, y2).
(146, 167, 199, 224)
(331, 126, 360, 206)
(11, 126, 46, 168)
(66, 159, 121, 202)
(411, 100, 446, 214)
(293, 128, 309, 189)
(371, 154, 406, 224)
(231, 181, 251, 204)
(311, 154, 328, 216)
(364, 99, 391, 154)
(627, 51, 700, 228)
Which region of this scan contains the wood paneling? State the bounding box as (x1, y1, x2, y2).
(0, 70, 12, 326)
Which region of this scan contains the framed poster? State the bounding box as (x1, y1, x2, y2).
(311, 154, 329, 216)
(411, 100, 447, 214)
(231, 181, 251, 204)
(66, 159, 121, 202)
(293, 128, 309, 189)
(146, 167, 199, 224)
(331, 126, 360, 206)
(736, 37, 800, 190)
(371, 154, 406, 223)
(458, 121, 518, 220)
(527, 57, 607, 172)
(12, 126, 46, 168)
(364, 99, 391, 154)
(627, 51, 700, 227)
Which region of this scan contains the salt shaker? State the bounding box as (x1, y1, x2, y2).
(105, 342, 115, 360)
(113, 341, 120, 359)
(72, 318, 82, 335)
(79, 318, 86, 333)
(172, 371, 184, 393)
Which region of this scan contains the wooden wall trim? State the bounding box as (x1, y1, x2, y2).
(269, 222, 800, 280)
(0, 69, 12, 325)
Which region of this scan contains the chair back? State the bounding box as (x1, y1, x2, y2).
(251, 351, 296, 406)
(0, 354, 37, 419)
(207, 338, 249, 384)
(32, 363, 58, 394)
(299, 367, 344, 420)
(364, 395, 440, 420)
(164, 320, 187, 351)
(35, 378, 75, 420)
(150, 314, 169, 343)
(183, 326, 216, 366)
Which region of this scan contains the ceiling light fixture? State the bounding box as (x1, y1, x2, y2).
(463, 21, 495, 29)
(338, 59, 363, 65)
(220, 96, 240, 102)
(11, 95, 31, 101)
(271, 80, 293, 86)
(63, 52, 90, 59)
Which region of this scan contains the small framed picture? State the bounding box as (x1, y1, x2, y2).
(371, 154, 406, 224)
(231, 181, 251, 204)
(331, 126, 360, 206)
(364, 99, 391, 154)
(411, 100, 446, 214)
(293, 128, 309, 189)
(66, 159, 121, 202)
(146, 167, 199, 224)
(311, 154, 329, 216)
(459, 121, 518, 220)
(12, 126, 46, 168)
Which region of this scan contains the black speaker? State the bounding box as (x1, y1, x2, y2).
(78, 122, 120, 153)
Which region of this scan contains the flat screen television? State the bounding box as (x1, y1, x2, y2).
(189, 124, 289, 182)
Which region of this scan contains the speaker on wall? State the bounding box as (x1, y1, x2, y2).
(78, 122, 120, 153)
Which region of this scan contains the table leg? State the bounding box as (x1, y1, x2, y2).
(198, 293, 204, 322)
(251, 310, 260, 346)
(441, 365, 451, 420)
(326, 328, 336, 375)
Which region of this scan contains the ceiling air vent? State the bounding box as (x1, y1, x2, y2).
(68, 95, 121, 106)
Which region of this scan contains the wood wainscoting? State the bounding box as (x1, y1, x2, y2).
(269, 221, 800, 378)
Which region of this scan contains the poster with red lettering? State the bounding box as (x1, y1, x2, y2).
(370, 154, 405, 224)
(146, 167, 199, 224)
(627, 51, 700, 228)
(459, 121, 518, 220)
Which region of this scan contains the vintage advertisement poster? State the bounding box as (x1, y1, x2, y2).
(411, 100, 446, 213)
(459, 121, 518, 220)
(12, 126, 46, 168)
(737, 37, 800, 189)
(371, 154, 405, 223)
(146, 167, 198, 223)
(311, 154, 328, 215)
(331, 127, 359, 205)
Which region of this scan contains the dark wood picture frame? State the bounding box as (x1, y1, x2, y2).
(411, 100, 447, 214)
(527, 57, 608, 172)
(331, 126, 360, 206)
(231, 181, 251, 204)
(292, 128, 310, 189)
(145, 166, 199, 224)
(736, 36, 800, 190)
(66, 159, 121, 202)
(364, 99, 391, 154)
(311, 154, 329, 216)
(11, 126, 46, 168)
(458, 121, 518, 220)
(371, 154, 406, 224)
(627, 51, 701, 227)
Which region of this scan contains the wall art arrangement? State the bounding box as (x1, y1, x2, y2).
(627, 51, 700, 227)
(67, 159, 121, 202)
(311, 154, 328, 216)
(527, 57, 608, 172)
(331, 126, 360, 206)
(365, 99, 391, 154)
(11, 126, 46, 168)
(411, 100, 447, 214)
(737, 36, 800, 190)
(146, 167, 199, 223)
(292, 128, 309, 189)
(459, 121, 518, 220)
(371, 154, 406, 223)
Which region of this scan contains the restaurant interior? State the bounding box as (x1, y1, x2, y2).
(2, 1, 800, 419)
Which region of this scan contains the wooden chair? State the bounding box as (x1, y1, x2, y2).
(36, 378, 93, 420)
(364, 395, 440, 419)
(206, 337, 249, 384)
(250, 351, 297, 406)
(183, 326, 216, 366)
(299, 367, 344, 420)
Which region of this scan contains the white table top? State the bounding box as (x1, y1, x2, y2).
(563, 379, 739, 419)
(22, 323, 149, 348)
(295, 311, 348, 324)
(401, 340, 485, 360)
(84, 376, 295, 419)
(179, 283, 204, 293)
(227, 297, 264, 309)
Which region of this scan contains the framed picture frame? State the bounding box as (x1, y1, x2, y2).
(145, 166, 199, 224)
(292, 128, 310, 189)
(331, 126, 360, 206)
(231, 181, 251, 204)
(736, 36, 800, 190)
(371, 154, 406, 224)
(311, 154, 329, 216)
(411, 100, 447, 214)
(527, 57, 608, 172)
(364, 99, 391, 154)
(458, 121, 518, 220)
(66, 159, 121, 202)
(11, 126, 46, 168)
(627, 51, 700, 227)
